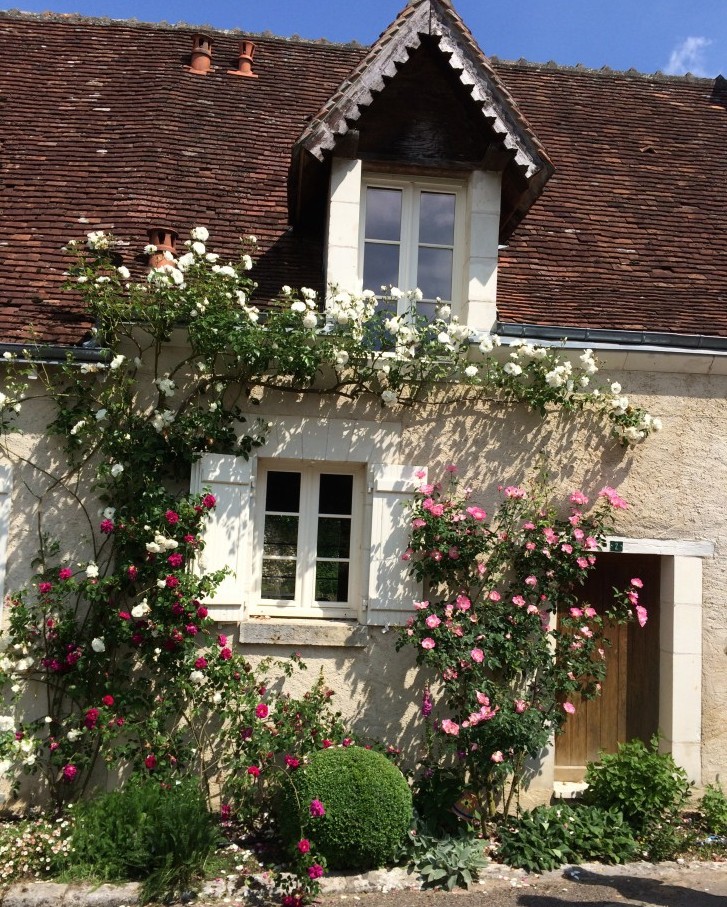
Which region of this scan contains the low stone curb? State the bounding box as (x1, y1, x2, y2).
(3, 860, 727, 906)
(0, 882, 140, 907)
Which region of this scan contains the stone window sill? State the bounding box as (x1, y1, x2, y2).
(238, 617, 370, 648)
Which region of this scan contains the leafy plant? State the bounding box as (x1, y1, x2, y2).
(397, 471, 645, 816)
(0, 815, 72, 885)
(496, 803, 637, 873)
(700, 782, 727, 836)
(404, 820, 488, 890)
(584, 736, 691, 859)
(279, 745, 412, 871)
(65, 777, 222, 902)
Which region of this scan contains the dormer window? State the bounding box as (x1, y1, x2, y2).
(361, 177, 465, 320)
(325, 158, 503, 332)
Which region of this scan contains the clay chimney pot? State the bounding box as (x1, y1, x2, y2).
(228, 39, 258, 78)
(188, 33, 213, 75)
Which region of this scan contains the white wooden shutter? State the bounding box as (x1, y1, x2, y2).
(0, 464, 11, 626)
(190, 454, 252, 623)
(366, 464, 426, 626)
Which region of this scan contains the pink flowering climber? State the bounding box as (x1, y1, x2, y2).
(309, 799, 326, 817)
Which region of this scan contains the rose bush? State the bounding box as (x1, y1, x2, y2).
(397, 470, 646, 816)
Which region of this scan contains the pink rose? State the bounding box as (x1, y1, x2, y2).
(62, 764, 78, 782)
(425, 614, 441, 629)
(440, 718, 460, 736)
(255, 703, 269, 719)
(491, 751, 504, 763)
(58, 567, 73, 581)
(631, 577, 644, 588)
(563, 702, 576, 715)
(470, 647, 484, 663)
(636, 604, 648, 627)
(515, 699, 527, 713)
(421, 637, 436, 650)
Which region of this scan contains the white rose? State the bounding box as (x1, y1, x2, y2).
(117, 266, 130, 280)
(610, 382, 622, 394)
(67, 729, 82, 742)
(91, 638, 105, 653)
(86, 562, 99, 579)
(191, 241, 206, 256)
(95, 408, 107, 421)
(290, 300, 306, 314)
(110, 463, 124, 477)
(504, 362, 523, 376)
(302, 312, 318, 330)
(381, 389, 398, 406)
(0, 716, 14, 732)
(190, 226, 209, 242)
(464, 365, 478, 378)
(189, 670, 205, 686)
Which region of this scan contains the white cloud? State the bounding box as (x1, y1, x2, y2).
(664, 36, 715, 77)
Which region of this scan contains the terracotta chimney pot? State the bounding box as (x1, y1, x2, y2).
(187, 33, 213, 75)
(228, 40, 258, 78)
(147, 228, 178, 269)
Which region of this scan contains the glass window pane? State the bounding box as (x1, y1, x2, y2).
(317, 517, 351, 558)
(365, 188, 402, 241)
(265, 471, 300, 513)
(416, 301, 438, 323)
(263, 514, 298, 558)
(261, 559, 297, 599)
(319, 474, 353, 515)
(363, 242, 400, 293)
(419, 192, 456, 246)
(315, 561, 349, 603)
(417, 246, 453, 300)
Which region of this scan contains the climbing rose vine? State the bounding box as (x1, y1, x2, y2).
(397, 470, 646, 816)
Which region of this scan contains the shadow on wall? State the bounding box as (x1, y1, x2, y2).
(401, 398, 633, 501)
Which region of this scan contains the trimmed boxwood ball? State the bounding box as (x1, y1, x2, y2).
(281, 746, 413, 871)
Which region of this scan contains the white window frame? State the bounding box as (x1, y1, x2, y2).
(359, 175, 467, 318)
(251, 459, 364, 620)
(192, 418, 425, 628)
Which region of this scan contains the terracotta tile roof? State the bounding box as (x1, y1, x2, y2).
(0, 12, 363, 344)
(1, 11, 726, 345)
(493, 62, 727, 337)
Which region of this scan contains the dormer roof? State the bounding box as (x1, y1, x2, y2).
(293, 0, 553, 236)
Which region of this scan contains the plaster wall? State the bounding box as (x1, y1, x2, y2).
(1, 365, 725, 797)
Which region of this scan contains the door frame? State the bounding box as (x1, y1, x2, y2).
(532, 536, 712, 797)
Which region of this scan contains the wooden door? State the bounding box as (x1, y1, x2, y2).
(554, 554, 661, 782)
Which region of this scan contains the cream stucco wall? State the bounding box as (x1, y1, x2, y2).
(1, 362, 726, 801)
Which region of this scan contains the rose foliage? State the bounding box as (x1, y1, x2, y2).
(0, 228, 656, 898)
(397, 472, 647, 817)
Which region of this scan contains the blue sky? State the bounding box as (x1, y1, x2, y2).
(8, 0, 726, 76)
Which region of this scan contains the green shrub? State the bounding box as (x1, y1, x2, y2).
(67, 777, 222, 901)
(584, 736, 691, 859)
(700, 782, 727, 836)
(496, 803, 637, 873)
(280, 746, 412, 871)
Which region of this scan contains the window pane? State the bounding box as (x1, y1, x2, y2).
(319, 474, 353, 515)
(365, 188, 402, 241)
(265, 471, 300, 513)
(261, 559, 297, 599)
(419, 192, 456, 246)
(315, 561, 349, 603)
(416, 301, 438, 323)
(317, 517, 351, 558)
(263, 514, 298, 558)
(417, 246, 453, 300)
(363, 242, 400, 293)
